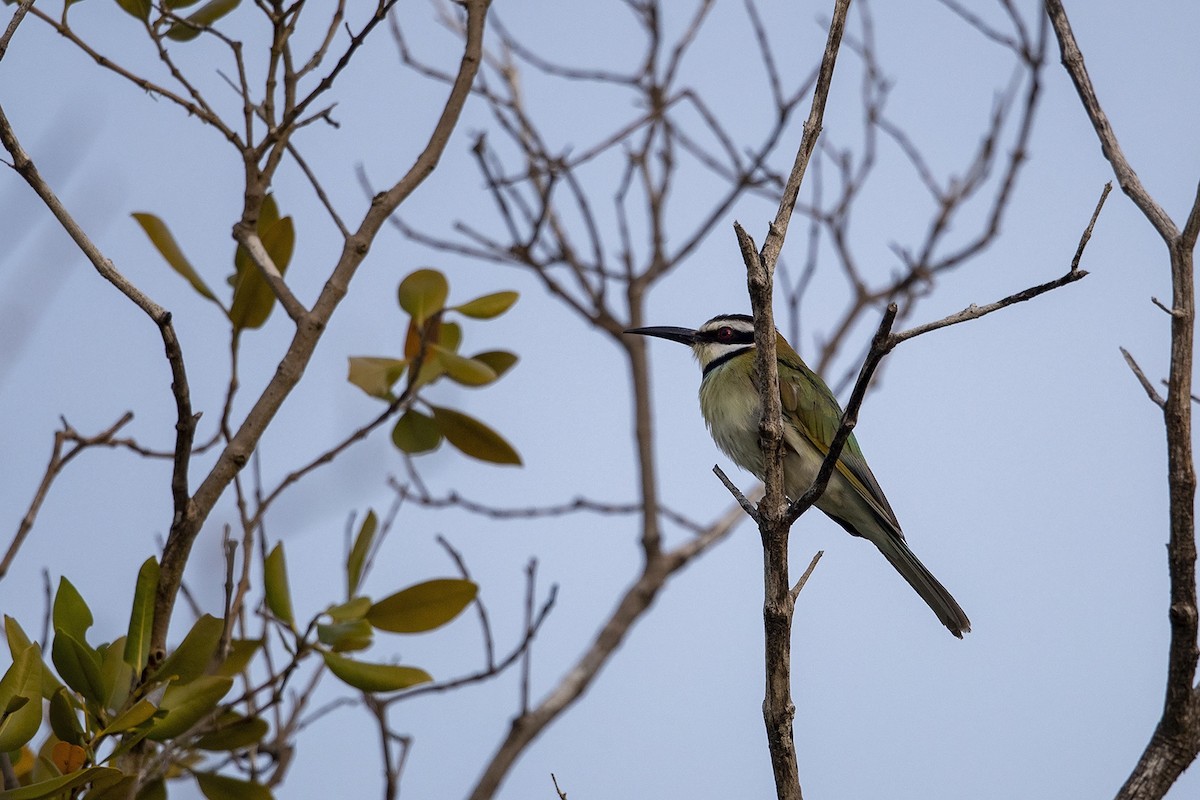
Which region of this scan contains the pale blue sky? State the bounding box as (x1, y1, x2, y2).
(2, 2, 1198, 798)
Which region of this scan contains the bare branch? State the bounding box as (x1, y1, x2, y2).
(1121, 347, 1166, 410)
(1045, 0, 1178, 243)
(151, 0, 494, 659)
(2, 413, 134, 580)
(789, 550, 824, 601)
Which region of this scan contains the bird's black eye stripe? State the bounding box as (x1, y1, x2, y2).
(699, 326, 755, 345)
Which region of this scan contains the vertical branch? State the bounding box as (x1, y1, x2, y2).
(737, 2, 853, 798)
(150, 0, 494, 659)
(1045, 3, 1200, 799)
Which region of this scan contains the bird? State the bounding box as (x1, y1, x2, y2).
(626, 312, 971, 638)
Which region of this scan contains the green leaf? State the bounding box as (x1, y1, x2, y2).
(366, 578, 478, 634)
(131, 213, 218, 304)
(5, 616, 62, 698)
(228, 205, 294, 331)
(347, 511, 377, 600)
(100, 636, 134, 711)
(195, 770, 274, 800)
(146, 675, 233, 741)
(86, 777, 142, 800)
(316, 619, 373, 653)
(397, 269, 448, 326)
(263, 543, 294, 628)
(98, 697, 158, 736)
(125, 557, 159, 675)
(193, 711, 268, 751)
(452, 290, 518, 319)
(1, 767, 123, 800)
(152, 614, 224, 684)
(431, 346, 497, 387)
(48, 688, 84, 746)
(326, 597, 372, 623)
(135, 779, 168, 800)
(213, 639, 262, 678)
(437, 321, 462, 352)
(52, 632, 105, 704)
(0, 643, 43, 752)
(53, 576, 93, 643)
(321, 652, 432, 694)
(391, 409, 442, 454)
(165, 0, 242, 42)
(114, 0, 151, 21)
(165, 0, 205, 8)
(429, 405, 522, 465)
(346, 356, 407, 400)
(471, 350, 518, 381)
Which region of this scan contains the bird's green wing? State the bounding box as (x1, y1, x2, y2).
(778, 352, 901, 529)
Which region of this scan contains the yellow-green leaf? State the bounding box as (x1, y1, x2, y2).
(397, 269, 448, 325)
(452, 290, 518, 319)
(0, 643, 43, 752)
(84, 774, 141, 800)
(53, 576, 93, 643)
(1, 767, 123, 800)
(195, 771, 273, 800)
(366, 578, 477, 634)
(48, 688, 84, 746)
(431, 346, 497, 387)
(391, 409, 442, 454)
(100, 648, 132, 713)
(263, 543, 294, 628)
(213, 639, 262, 678)
(152, 614, 223, 684)
(316, 619, 373, 653)
(326, 597, 372, 623)
(135, 779, 168, 800)
(125, 557, 159, 674)
(437, 321, 462, 352)
(5, 616, 62, 699)
(429, 405, 522, 465)
(99, 697, 159, 736)
(346, 356, 407, 400)
(194, 712, 269, 751)
(52, 632, 105, 704)
(115, 0, 151, 21)
(100, 635, 134, 711)
(471, 350, 518, 381)
(146, 675, 233, 741)
(166, 0, 242, 42)
(347, 511, 377, 600)
(132, 213, 218, 304)
(229, 212, 294, 331)
(321, 651, 432, 693)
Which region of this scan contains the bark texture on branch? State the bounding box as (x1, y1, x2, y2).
(1045, 3, 1200, 798)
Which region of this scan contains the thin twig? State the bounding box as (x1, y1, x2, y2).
(790, 551, 824, 601)
(1120, 347, 1166, 409)
(2, 413, 134, 580)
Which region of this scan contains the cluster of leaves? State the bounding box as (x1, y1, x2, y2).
(0, 512, 477, 799)
(264, 510, 477, 692)
(348, 268, 522, 465)
(112, 0, 241, 42)
(0, 561, 264, 799)
(134, 194, 294, 332)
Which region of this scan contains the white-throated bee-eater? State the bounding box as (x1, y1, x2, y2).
(626, 313, 970, 638)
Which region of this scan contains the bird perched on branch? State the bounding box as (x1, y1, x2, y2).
(626, 313, 970, 638)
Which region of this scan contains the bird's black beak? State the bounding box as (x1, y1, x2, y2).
(624, 326, 697, 346)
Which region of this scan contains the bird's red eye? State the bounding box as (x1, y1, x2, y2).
(716, 326, 735, 342)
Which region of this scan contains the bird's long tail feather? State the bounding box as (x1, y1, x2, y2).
(875, 535, 971, 638)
